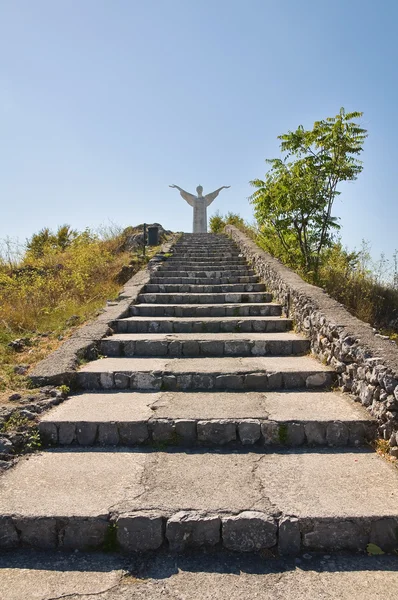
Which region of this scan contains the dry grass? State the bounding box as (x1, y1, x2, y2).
(0, 225, 162, 401)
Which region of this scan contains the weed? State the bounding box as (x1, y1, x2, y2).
(58, 384, 70, 395)
(102, 522, 119, 552)
(1, 411, 29, 432)
(278, 423, 288, 444)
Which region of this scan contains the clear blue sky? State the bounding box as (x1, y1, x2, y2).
(1, 0, 397, 259)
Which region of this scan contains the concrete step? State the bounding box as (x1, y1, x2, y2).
(129, 303, 283, 317)
(137, 292, 273, 304)
(1, 447, 397, 552)
(114, 316, 291, 333)
(100, 332, 310, 357)
(143, 283, 266, 294)
(39, 390, 376, 448)
(149, 276, 260, 285)
(76, 355, 335, 391)
(153, 269, 257, 277)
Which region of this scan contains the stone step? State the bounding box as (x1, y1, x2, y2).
(143, 283, 266, 294)
(137, 292, 272, 304)
(160, 264, 251, 272)
(129, 303, 282, 317)
(114, 316, 290, 333)
(100, 332, 310, 357)
(76, 355, 335, 391)
(1, 447, 397, 552)
(149, 276, 260, 285)
(153, 269, 257, 278)
(39, 390, 376, 448)
(166, 258, 247, 264)
(172, 250, 241, 255)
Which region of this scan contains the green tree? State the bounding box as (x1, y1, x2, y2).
(250, 108, 367, 277)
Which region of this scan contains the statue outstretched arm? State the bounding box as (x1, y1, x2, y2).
(169, 184, 196, 207)
(204, 186, 231, 207)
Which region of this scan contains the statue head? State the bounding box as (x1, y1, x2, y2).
(196, 185, 203, 197)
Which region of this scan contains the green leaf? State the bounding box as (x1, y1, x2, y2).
(366, 543, 385, 555)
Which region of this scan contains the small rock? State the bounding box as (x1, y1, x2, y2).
(13, 365, 30, 376)
(8, 393, 21, 402)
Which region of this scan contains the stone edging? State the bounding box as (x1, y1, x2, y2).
(225, 225, 398, 455)
(29, 236, 178, 387)
(2, 507, 397, 553)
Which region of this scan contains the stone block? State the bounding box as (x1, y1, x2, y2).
(225, 341, 251, 356)
(251, 341, 266, 356)
(100, 372, 114, 389)
(133, 373, 162, 390)
(114, 373, 131, 389)
(215, 375, 244, 390)
(304, 422, 326, 445)
(168, 341, 182, 357)
(98, 423, 119, 445)
(245, 373, 268, 390)
(200, 341, 224, 355)
(306, 372, 333, 388)
(76, 422, 98, 445)
(192, 374, 214, 390)
(151, 419, 175, 442)
(349, 422, 367, 445)
(326, 422, 349, 446)
(39, 422, 58, 445)
(261, 421, 279, 445)
(16, 517, 57, 549)
(166, 511, 221, 551)
(286, 423, 305, 446)
(117, 511, 164, 551)
(370, 518, 398, 552)
(238, 420, 261, 445)
(175, 420, 197, 443)
(267, 372, 283, 389)
(197, 420, 236, 445)
(77, 372, 101, 390)
(0, 516, 19, 548)
(100, 339, 120, 357)
(278, 516, 301, 556)
(162, 375, 177, 390)
(62, 517, 108, 549)
(119, 421, 149, 444)
(222, 511, 277, 551)
(283, 373, 305, 388)
(303, 519, 368, 551)
(58, 422, 76, 445)
(182, 341, 200, 356)
(136, 340, 168, 356)
(176, 374, 193, 390)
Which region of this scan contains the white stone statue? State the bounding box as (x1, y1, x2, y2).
(169, 184, 231, 233)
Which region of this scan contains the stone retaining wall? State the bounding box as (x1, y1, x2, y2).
(225, 225, 398, 456)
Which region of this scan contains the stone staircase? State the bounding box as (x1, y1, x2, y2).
(1, 233, 398, 554)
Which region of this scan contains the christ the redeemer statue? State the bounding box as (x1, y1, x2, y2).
(169, 184, 231, 233)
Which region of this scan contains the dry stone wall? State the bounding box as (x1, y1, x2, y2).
(226, 225, 398, 456)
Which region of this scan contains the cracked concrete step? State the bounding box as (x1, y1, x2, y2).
(129, 303, 283, 317)
(149, 276, 260, 284)
(137, 292, 273, 304)
(39, 390, 376, 448)
(114, 316, 291, 333)
(1, 448, 398, 553)
(100, 332, 310, 357)
(143, 284, 266, 293)
(76, 355, 335, 391)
